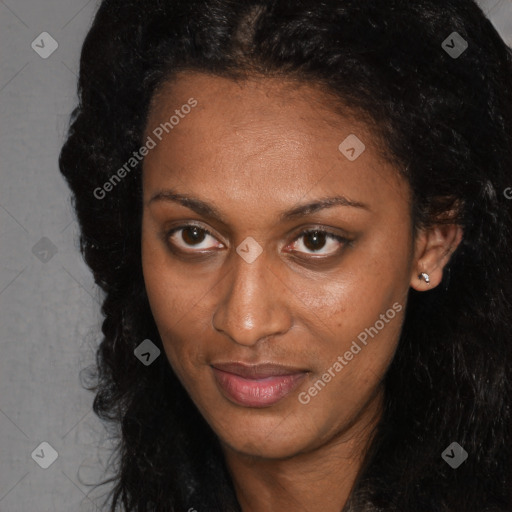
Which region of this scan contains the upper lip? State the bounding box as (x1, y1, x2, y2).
(211, 362, 308, 379)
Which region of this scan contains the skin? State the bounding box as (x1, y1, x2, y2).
(141, 71, 462, 512)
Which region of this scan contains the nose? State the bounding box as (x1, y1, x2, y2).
(212, 250, 292, 347)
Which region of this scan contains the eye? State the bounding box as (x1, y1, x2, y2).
(287, 229, 348, 257)
(165, 224, 349, 257)
(166, 224, 224, 252)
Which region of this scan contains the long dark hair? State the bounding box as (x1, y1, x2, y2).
(59, 1, 512, 510)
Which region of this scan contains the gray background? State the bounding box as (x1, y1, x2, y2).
(0, 1, 511, 510)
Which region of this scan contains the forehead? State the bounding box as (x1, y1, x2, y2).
(146, 71, 374, 154)
(142, 72, 408, 218)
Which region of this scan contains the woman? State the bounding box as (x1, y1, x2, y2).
(59, 0, 512, 510)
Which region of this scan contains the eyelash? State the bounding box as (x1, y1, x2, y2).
(290, 228, 348, 256)
(165, 223, 350, 258)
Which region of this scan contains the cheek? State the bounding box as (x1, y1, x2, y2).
(291, 274, 405, 442)
(142, 253, 240, 426)
(293, 272, 404, 393)
(142, 216, 191, 324)
(293, 228, 410, 336)
(141, 224, 219, 382)
(289, 227, 409, 402)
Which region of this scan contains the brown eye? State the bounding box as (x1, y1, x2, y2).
(289, 229, 347, 256)
(303, 231, 327, 251)
(181, 226, 207, 245)
(166, 225, 224, 252)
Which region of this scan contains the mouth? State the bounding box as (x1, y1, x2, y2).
(211, 362, 309, 408)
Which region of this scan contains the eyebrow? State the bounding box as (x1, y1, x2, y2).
(148, 189, 370, 223)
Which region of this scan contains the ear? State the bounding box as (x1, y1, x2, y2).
(410, 223, 463, 291)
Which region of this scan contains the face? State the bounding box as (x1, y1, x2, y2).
(141, 72, 415, 460)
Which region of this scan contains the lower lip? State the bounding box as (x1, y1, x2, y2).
(212, 368, 307, 408)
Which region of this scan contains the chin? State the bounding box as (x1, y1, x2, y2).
(220, 427, 311, 460)
(204, 400, 321, 460)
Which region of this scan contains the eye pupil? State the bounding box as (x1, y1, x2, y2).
(182, 226, 206, 245)
(304, 231, 326, 251)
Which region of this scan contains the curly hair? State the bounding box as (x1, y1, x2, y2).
(59, 0, 512, 510)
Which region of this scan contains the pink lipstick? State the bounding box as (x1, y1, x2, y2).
(211, 362, 307, 408)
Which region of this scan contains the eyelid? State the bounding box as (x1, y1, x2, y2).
(165, 222, 350, 257)
(168, 220, 215, 235)
(284, 227, 349, 257)
(165, 222, 225, 252)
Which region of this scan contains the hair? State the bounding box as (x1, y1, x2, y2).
(59, 0, 512, 510)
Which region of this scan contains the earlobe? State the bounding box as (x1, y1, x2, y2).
(410, 224, 463, 291)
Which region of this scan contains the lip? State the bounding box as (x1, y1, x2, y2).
(211, 362, 308, 408)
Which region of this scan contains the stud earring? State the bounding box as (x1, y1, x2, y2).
(418, 272, 430, 284)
